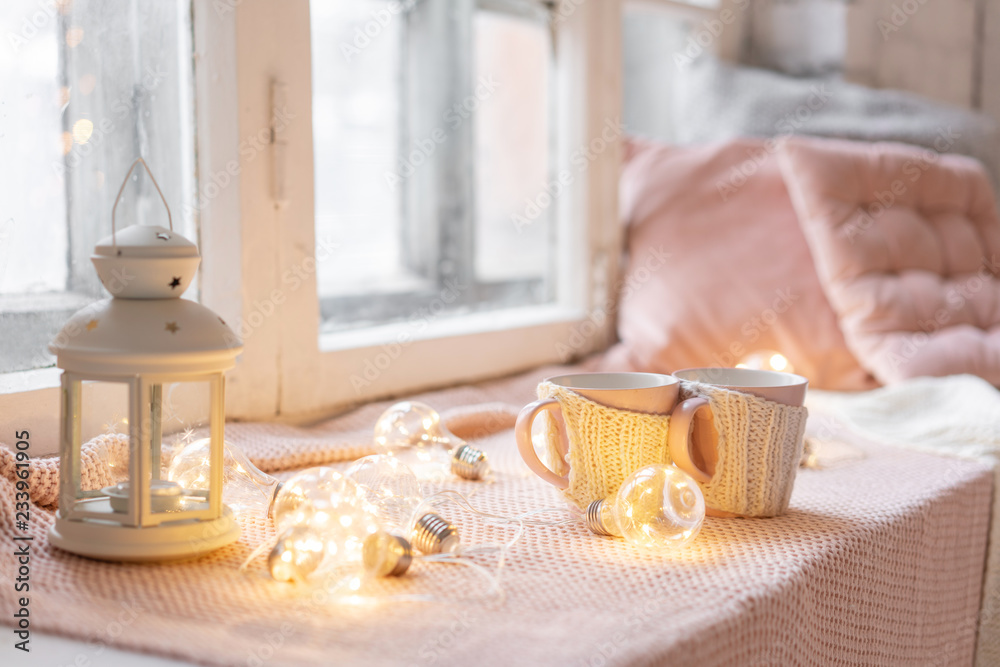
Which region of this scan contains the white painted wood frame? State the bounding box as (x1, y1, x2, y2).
(200, 0, 625, 420)
(0, 0, 625, 449)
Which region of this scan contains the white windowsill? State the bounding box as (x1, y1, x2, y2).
(320, 303, 587, 353)
(0, 367, 62, 394)
(1, 633, 193, 667)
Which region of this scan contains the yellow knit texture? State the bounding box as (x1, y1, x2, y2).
(678, 380, 809, 517)
(536, 382, 671, 509)
(534, 380, 809, 516)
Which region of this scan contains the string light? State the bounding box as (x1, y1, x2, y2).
(373, 401, 491, 481)
(267, 525, 326, 583)
(251, 461, 574, 598)
(168, 438, 282, 518)
(268, 467, 381, 582)
(736, 350, 794, 374)
(586, 464, 704, 550)
(361, 531, 414, 577)
(346, 455, 460, 555)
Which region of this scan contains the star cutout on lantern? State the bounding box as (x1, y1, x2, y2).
(169, 276, 181, 289)
(176, 426, 196, 446)
(156, 232, 170, 241)
(165, 321, 180, 334)
(85, 319, 98, 331)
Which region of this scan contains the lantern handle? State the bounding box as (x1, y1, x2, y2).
(111, 157, 173, 250)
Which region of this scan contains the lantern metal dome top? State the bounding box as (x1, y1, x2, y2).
(49, 158, 242, 376)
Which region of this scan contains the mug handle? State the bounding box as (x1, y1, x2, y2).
(668, 397, 718, 485)
(515, 399, 571, 489)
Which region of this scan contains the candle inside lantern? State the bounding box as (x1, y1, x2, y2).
(104, 479, 185, 513)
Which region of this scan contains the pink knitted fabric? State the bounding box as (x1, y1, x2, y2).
(0, 433, 131, 507)
(0, 362, 992, 667)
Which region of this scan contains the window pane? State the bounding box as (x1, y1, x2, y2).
(0, 0, 68, 294)
(0, 0, 195, 373)
(622, 2, 696, 144)
(312, 0, 556, 335)
(61, 0, 196, 297)
(311, 0, 405, 297)
(473, 9, 552, 285)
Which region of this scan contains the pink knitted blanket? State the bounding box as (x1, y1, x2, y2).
(0, 362, 992, 666)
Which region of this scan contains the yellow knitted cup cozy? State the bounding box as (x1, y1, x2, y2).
(536, 381, 671, 509)
(677, 380, 809, 517)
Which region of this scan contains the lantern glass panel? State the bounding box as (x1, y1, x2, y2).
(136, 377, 223, 527)
(160, 380, 212, 453)
(61, 375, 225, 528)
(59, 377, 131, 521)
(80, 379, 130, 489)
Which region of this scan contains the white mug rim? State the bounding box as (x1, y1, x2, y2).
(546, 372, 679, 391)
(672, 367, 808, 389)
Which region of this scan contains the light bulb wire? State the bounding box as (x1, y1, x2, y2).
(417, 487, 583, 590)
(415, 550, 507, 604)
(284, 544, 510, 607)
(411, 488, 584, 603)
(425, 489, 581, 528)
(326, 561, 506, 607)
(238, 536, 275, 574)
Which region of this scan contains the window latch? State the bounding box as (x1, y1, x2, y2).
(270, 79, 289, 207)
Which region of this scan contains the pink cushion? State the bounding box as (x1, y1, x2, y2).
(602, 138, 877, 391)
(779, 136, 1000, 384)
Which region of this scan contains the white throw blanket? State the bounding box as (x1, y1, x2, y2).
(806, 374, 1000, 667)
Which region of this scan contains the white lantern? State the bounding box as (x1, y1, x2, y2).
(48, 158, 243, 561)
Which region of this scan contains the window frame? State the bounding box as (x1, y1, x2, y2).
(0, 0, 625, 446)
(0, 0, 208, 454)
(259, 0, 624, 417)
(0, 0, 198, 376)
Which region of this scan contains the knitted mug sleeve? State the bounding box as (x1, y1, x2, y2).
(678, 380, 808, 517)
(536, 382, 671, 509)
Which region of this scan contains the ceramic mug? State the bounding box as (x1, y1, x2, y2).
(515, 372, 704, 491)
(667, 367, 808, 514)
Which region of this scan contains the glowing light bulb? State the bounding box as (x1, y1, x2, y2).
(362, 530, 413, 577)
(268, 525, 325, 583)
(268, 467, 386, 582)
(586, 464, 704, 550)
(736, 350, 793, 374)
(346, 455, 460, 555)
(373, 401, 490, 481)
(269, 526, 412, 583)
(168, 438, 281, 518)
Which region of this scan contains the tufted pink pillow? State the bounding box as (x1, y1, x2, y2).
(779, 136, 1000, 384)
(601, 137, 877, 391)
